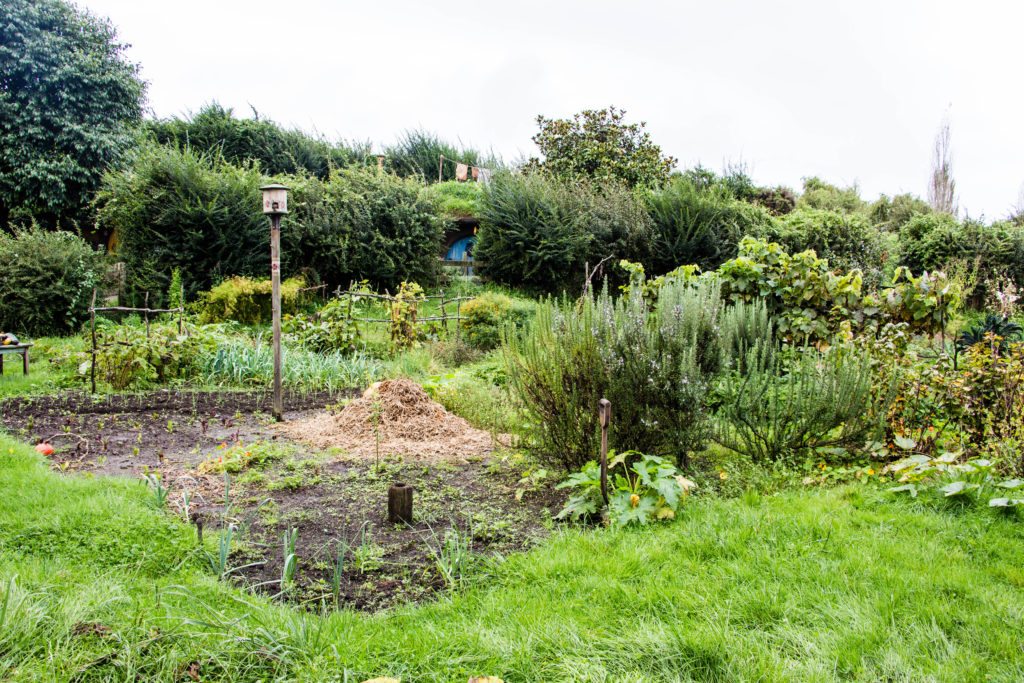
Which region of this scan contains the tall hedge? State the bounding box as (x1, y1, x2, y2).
(475, 172, 652, 293)
(97, 145, 443, 304)
(0, 227, 101, 336)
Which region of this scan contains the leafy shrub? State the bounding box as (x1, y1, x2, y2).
(504, 280, 724, 470)
(199, 276, 306, 325)
(556, 451, 696, 527)
(753, 185, 797, 215)
(99, 147, 443, 301)
(883, 267, 962, 336)
(887, 451, 1023, 507)
(88, 320, 223, 389)
(97, 144, 266, 304)
(460, 292, 534, 350)
(476, 170, 587, 292)
(868, 193, 931, 232)
(283, 296, 364, 353)
(768, 208, 888, 283)
(0, 227, 101, 336)
(147, 103, 367, 178)
(284, 168, 444, 290)
(643, 177, 775, 275)
(525, 106, 675, 188)
(715, 344, 882, 463)
(797, 177, 866, 214)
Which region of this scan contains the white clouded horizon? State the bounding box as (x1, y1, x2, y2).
(78, 0, 1024, 219)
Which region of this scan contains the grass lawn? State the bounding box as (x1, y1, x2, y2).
(1, 432, 1023, 682)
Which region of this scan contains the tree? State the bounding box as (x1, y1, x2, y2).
(928, 115, 957, 215)
(0, 0, 145, 230)
(526, 106, 676, 188)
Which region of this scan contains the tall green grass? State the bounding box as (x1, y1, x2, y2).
(2, 433, 1023, 681)
(198, 337, 381, 392)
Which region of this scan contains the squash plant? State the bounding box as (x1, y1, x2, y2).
(555, 450, 696, 527)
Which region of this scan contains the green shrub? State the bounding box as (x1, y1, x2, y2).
(868, 193, 931, 232)
(797, 177, 866, 214)
(284, 168, 444, 290)
(98, 146, 443, 301)
(0, 227, 101, 336)
(460, 292, 535, 350)
(643, 177, 775, 275)
(199, 276, 305, 324)
(768, 208, 889, 283)
(147, 103, 368, 178)
(505, 280, 724, 470)
(97, 144, 266, 305)
(88, 319, 222, 389)
(715, 344, 882, 463)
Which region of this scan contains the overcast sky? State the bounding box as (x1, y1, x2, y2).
(78, 0, 1024, 219)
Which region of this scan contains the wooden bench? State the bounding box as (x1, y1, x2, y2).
(0, 343, 32, 376)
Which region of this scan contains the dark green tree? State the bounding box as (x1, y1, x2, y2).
(526, 106, 676, 188)
(0, 0, 144, 230)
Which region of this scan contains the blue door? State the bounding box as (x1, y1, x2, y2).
(445, 236, 476, 262)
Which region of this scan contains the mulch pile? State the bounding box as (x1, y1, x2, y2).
(279, 379, 499, 461)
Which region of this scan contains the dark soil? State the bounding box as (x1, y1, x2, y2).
(0, 389, 563, 611)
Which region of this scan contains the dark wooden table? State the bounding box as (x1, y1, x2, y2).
(0, 343, 32, 375)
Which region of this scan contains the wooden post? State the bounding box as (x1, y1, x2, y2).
(270, 213, 284, 421)
(90, 289, 97, 395)
(456, 299, 462, 342)
(143, 292, 150, 339)
(388, 483, 413, 524)
(178, 280, 185, 335)
(598, 398, 611, 504)
(439, 290, 447, 332)
(438, 154, 444, 183)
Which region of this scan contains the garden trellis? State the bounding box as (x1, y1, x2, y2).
(333, 284, 473, 340)
(88, 288, 185, 394)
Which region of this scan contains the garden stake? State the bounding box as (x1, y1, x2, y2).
(599, 398, 611, 504)
(89, 288, 97, 394)
(388, 482, 414, 524)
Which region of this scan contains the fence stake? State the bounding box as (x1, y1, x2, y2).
(143, 292, 150, 339)
(599, 398, 611, 504)
(90, 288, 97, 395)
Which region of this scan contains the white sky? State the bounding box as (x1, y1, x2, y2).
(78, 0, 1024, 219)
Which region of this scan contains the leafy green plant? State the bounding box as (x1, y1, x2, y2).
(281, 527, 299, 590)
(283, 295, 364, 353)
(0, 227, 101, 336)
(504, 279, 722, 470)
(555, 451, 696, 527)
(142, 472, 168, 509)
(715, 344, 883, 463)
(459, 292, 534, 350)
(425, 525, 473, 590)
(887, 451, 1024, 507)
(389, 281, 426, 350)
(199, 276, 306, 324)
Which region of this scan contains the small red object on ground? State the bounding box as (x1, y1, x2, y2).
(35, 442, 54, 456)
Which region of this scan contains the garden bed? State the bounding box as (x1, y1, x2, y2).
(0, 387, 561, 611)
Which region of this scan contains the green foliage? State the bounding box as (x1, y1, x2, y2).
(284, 167, 444, 291)
(97, 144, 266, 304)
(198, 440, 290, 475)
(956, 314, 1022, 353)
(525, 106, 676, 188)
(283, 296, 364, 353)
(0, 227, 101, 336)
(420, 180, 483, 218)
(385, 129, 489, 182)
(98, 147, 443, 300)
(768, 208, 888, 282)
(868, 193, 931, 231)
(556, 451, 696, 527)
(166, 268, 184, 310)
(715, 344, 883, 463)
(476, 172, 651, 293)
(797, 177, 866, 214)
(459, 292, 534, 350)
(643, 177, 775, 274)
(88, 319, 221, 389)
(0, 0, 144, 228)
(884, 267, 962, 336)
(389, 281, 426, 350)
(147, 103, 367, 178)
(887, 452, 1023, 507)
(505, 280, 723, 470)
(718, 237, 877, 341)
(199, 276, 306, 325)
(198, 337, 381, 392)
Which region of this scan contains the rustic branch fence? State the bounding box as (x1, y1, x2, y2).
(89, 288, 185, 394)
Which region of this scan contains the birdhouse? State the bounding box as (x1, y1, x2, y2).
(260, 184, 289, 215)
